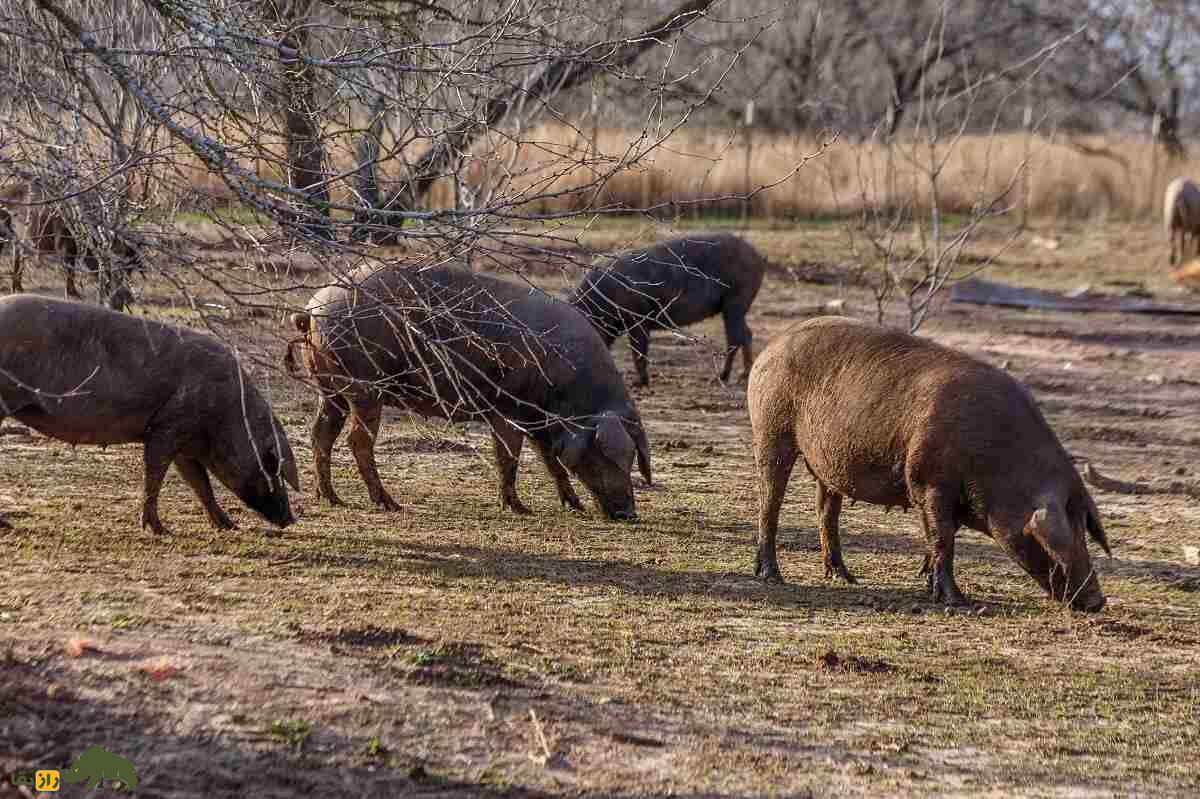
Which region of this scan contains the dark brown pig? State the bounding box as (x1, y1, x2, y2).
(568, 232, 766, 385)
(748, 316, 1110, 612)
(288, 264, 652, 520)
(0, 295, 299, 533)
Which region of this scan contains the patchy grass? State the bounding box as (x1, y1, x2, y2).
(1, 217, 1198, 797)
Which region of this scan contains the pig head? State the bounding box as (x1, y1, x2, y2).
(550, 412, 651, 522)
(1008, 492, 1110, 612)
(204, 401, 300, 528)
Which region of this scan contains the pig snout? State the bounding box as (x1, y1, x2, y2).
(240, 482, 296, 528)
(1047, 563, 1106, 613)
(592, 491, 637, 522)
(1069, 574, 1106, 613)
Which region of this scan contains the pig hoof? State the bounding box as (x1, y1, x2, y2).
(320, 492, 346, 507)
(503, 499, 533, 515)
(561, 496, 585, 513)
(140, 516, 168, 536)
(754, 560, 784, 583)
(211, 513, 238, 531)
(929, 580, 970, 607)
(372, 495, 402, 512)
(824, 558, 858, 584)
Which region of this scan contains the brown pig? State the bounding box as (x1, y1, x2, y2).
(748, 316, 1110, 612)
(0, 295, 299, 533)
(288, 264, 652, 521)
(568, 232, 766, 386)
(2, 184, 144, 302)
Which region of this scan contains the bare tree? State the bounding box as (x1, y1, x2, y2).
(845, 3, 1080, 331)
(1014, 1, 1200, 156)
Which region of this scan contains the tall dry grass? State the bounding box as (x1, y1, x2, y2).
(156, 121, 1200, 222)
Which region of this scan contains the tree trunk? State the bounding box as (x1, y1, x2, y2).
(363, 0, 717, 239)
(273, 0, 332, 240)
(350, 96, 405, 245)
(1159, 86, 1186, 161)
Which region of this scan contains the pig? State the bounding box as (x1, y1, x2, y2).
(0, 294, 299, 533)
(748, 316, 1110, 612)
(2, 185, 143, 303)
(288, 264, 652, 521)
(567, 232, 766, 386)
(1164, 177, 1200, 265)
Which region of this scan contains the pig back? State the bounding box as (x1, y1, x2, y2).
(305, 266, 627, 424)
(0, 295, 242, 443)
(583, 233, 750, 330)
(760, 316, 1070, 506)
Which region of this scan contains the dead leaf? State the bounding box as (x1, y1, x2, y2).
(64, 638, 100, 658)
(133, 656, 182, 681)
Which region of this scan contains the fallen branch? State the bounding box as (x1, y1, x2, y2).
(1083, 464, 1200, 498)
(951, 278, 1200, 316)
(528, 709, 555, 766)
(1083, 464, 1150, 495)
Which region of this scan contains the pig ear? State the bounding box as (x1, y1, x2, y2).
(596, 415, 635, 470)
(628, 420, 652, 486)
(1024, 505, 1073, 567)
(552, 428, 589, 468)
(1083, 495, 1111, 556)
(282, 455, 300, 492)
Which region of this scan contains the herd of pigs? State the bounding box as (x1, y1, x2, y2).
(0, 231, 1110, 613)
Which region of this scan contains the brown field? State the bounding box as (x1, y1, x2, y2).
(2, 217, 1199, 797)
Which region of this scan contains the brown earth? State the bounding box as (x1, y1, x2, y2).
(1, 217, 1198, 797)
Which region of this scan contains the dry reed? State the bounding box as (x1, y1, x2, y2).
(79, 120, 1200, 222)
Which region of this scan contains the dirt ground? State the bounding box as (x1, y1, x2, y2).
(2, 217, 1198, 798)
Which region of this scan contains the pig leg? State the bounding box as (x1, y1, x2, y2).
(815, 477, 856, 583)
(348, 401, 401, 511)
(61, 244, 80, 299)
(917, 485, 969, 606)
(629, 326, 651, 386)
(753, 433, 798, 583)
(533, 441, 584, 512)
(0, 414, 7, 527)
(491, 417, 532, 514)
(64, 263, 78, 299)
(719, 306, 753, 382)
(175, 457, 237, 530)
(10, 244, 21, 293)
(140, 434, 177, 535)
(312, 394, 349, 506)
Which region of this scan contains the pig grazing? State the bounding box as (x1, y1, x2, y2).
(289, 264, 652, 520)
(748, 316, 1110, 612)
(568, 232, 766, 386)
(0, 295, 299, 533)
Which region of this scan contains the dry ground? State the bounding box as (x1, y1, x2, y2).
(2, 217, 1199, 798)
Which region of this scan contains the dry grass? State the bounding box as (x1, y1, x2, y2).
(1, 216, 1199, 796)
(132, 119, 1200, 223)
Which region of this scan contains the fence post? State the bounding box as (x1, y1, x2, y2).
(1021, 102, 1032, 230)
(742, 100, 754, 228)
(1151, 112, 1161, 220)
